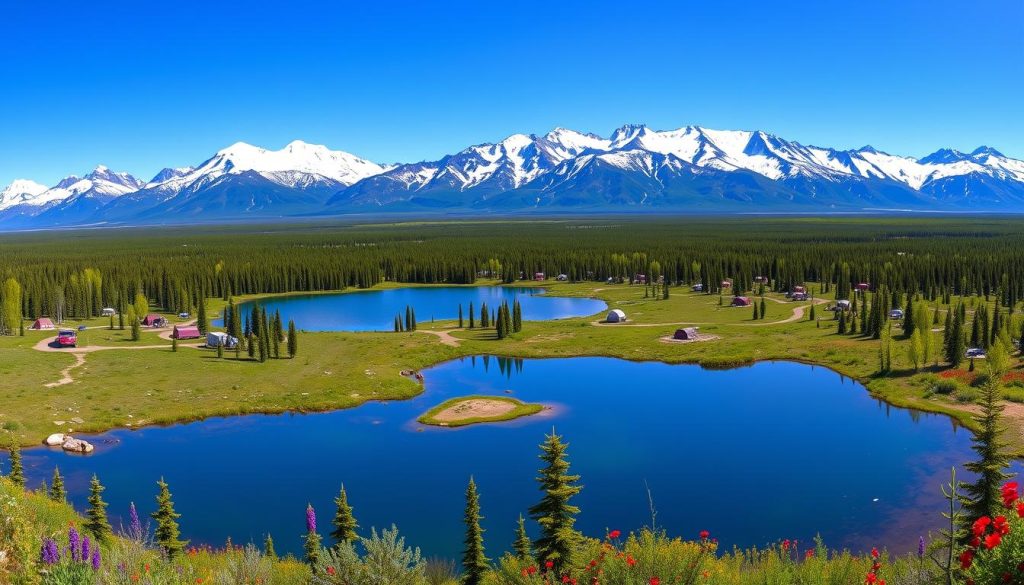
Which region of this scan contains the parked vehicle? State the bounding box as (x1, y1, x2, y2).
(56, 329, 78, 348)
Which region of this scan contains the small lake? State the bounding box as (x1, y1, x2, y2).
(12, 358, 1019, 560)
(220, 286, 607, 331)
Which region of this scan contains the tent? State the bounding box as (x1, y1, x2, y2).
(206, 331, 238, 348)
(172, 325, 201, 340)
(141, 314, 166, 327)
(31, 317, 55, 330)
(605, 309, 627, 323)
(731, 296, 752, 307)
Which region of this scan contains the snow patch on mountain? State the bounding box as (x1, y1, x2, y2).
(0, 179, 49, 210)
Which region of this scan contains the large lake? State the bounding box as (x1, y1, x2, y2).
(220, 286, 607, 331)
(13, 358, 1018, 560)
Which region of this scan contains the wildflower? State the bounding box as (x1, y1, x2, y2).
(305, 504, 317, 533)
(866, 573, 877, 584)
(1002, 482, 1019, 507)
(545, 560, 554, 569)
(983, 532, 1002, 549)
(327, 567, 336, 576)
(972, 516, 992, 537)
(68, 526, 81, 562)
(782, 539, 791, 551)
(650, 578, 660, 585)
(960, 548, 974, 569)
(40, 538, 59, 565)
(82, 535, 90, 564)
(805, 549, 814, 559)
(91, 547, 101, 571)
(917, 536, 925, 559)
(870, 547, 879, 559)
(626, 555, 636, 567)
(1018, 501, 1024, 518)
(993, 515, 1010, 535)
(608, 529, 621, 539)
(699, 530, 710, 540)
(129, 502, 142, 537)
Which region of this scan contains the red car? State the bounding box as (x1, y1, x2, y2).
(56, 329, 78, 348)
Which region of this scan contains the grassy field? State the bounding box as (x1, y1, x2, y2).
(1, 281, 1021, 456)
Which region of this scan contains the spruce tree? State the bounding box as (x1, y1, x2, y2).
(287, 320, 297, 358)
(171, 336, 178, 352)
(50, 466, 66, 503)
(838, 310, 847, 334)
(152, 478, 187, 558)
(229, 299, 242, 339)
(129, 308, 141, 341)
(962, 373, 1012, 524)
(461, 477, 489, 585)
(469, 302, 475, 329)
(459, 304, 464, 328)
(513, 514, 531, 560)
(759, 297, 766, 319)
(752, 304, 758, 320)
(303, 504, 322, 567)
(85, 474, 113, 543)
(197, 295, 208, 334)
(217, 343, 224, 359)
(513, 300, 522, 333)
(903, 294, 915, 337)
(529, 429, 582, 574)
(7, 443, 24, 488)
(264, 534, 277, 560)
(330, 484, 359, 545)
(405, 306, 412, 331)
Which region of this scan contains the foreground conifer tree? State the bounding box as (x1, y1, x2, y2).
(513, 514, 531, 560)
(529, 429, 582, 574)
(462, 476, 489, 585)
(331, 484, 359, 545)
(963, 351, 1012, 525)
(152, 478, 187, 558)
(49, 466, 66, 503)
(85, 474, 113, 543)
(304, 503, 322, 567)
(7, 443, 24, 488)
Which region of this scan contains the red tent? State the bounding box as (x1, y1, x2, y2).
(731, 296, 752, 307)
(172, 325, 201, 340)
(31, 317, 55, 330)
(141, 314, 166, 327)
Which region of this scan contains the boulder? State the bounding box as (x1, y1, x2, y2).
(61, 437, 95, 454)
(44, 433, 66, 446)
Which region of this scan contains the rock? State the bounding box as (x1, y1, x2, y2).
(61, 437, 94, 454)
(70, 417, 84, 424)
(44, 433, 66, 446)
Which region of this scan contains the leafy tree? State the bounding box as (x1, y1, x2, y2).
(461, 477, 489, 585)
(50, 466, 66, 503)
(152, 477, 187, 558)
(529, 429, 583, 574)
(331, 484, 359, 545)
(85, 474, 113, 543)
(1, 277, 22, 335)
(133, 292, 149, 321)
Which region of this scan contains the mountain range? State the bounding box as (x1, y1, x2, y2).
(3, 125, 1024, 229)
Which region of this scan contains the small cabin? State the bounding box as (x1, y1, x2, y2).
(101, 307, 116, 317)
(792, 285, 806, 294)
(889, 308, 904, 320)
(31, 317, 56, 330)
(634, 274, 647, 285)
(141, 314, 166, 327)
(835, 299, 851, 311)
(731, 296, 752, 307)
(673, 327, 700, 341)
(534, 272, 545, 281)
(605, 309, 627, 323)
(691, 283, 704, 292)
(206, 331, 238, 348)
(172, 325, 201, 340)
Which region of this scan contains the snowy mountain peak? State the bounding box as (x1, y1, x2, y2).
(971, 146, 1004, 158)
(0, 179, 49, 210)
(919, 148, 971, 165)
(148, 166, 196, 186)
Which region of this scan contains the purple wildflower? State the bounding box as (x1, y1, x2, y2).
(129, 501, 141, 538)
(918, 536, 925, 559)
(305, 504, 317, 534)
(40, 538, 60, 565)
(91, 547, 101, 571)
(68, 526, 81, 562)
(81, 535, 90, 565)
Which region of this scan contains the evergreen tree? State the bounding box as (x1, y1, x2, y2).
(7, 443, 24, 488)
(461, 477, 489, 585)
(962, 371, 1012, 524)
(217, 343, 224, 359)
(230, 300, 242, 340)
(411, 307, 417, 331)
(809, 303, 816, 321)
(274, 310, 284, 343)
(85, 474, 113, 543)
(529, 429, 582, 574)
(152, 478, 187, 558)
(129, 308, 141, 341)
(303, 504, 322, 567)
(946, 308, 966, 367)
(496, 306, 507, 339)
(257, 329, 267, 362)
(459, 304, 464, 328)
(171, 336, 178, 352)
(480, 303, 489, 328)
(50, 466, 66, 503)
(513, 300, 522, 333)
(197, 294, 208, 334)
(469, 302, 475, 329)
(903, 294, 915, 337)
(330, 484, 359, 545)
(405, 305, 412, 331)
(513, 514, 531, 560)
(272, 329, 280, 358)
(837, 310, 847, 334)
(264, 534, 277, 560)
(752, 304, 759, 320)
(287, 320, 297, 358)
(759, 297, 766, 319)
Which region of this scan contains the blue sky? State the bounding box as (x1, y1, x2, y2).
(1, 0, 1022, 186)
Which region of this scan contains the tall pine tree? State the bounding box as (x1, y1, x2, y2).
(152, 478, 187, 558)
(529, 430, 582, 574)
(461, 477, 489, 585)
(50, 466, 66, 503)
(513, 514, 531, 560)
(330, 484, 359, 546)
(962, 359, 1012, 525)
(85, 474, 113, 543)
(287, 319, 297, 358)
(7, 443, 24, 488)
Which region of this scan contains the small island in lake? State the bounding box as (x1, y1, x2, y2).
(418, 395, 544, 427)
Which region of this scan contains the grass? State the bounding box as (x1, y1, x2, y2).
(417, 394, 544, 427)
(2, 280, 1022, 457)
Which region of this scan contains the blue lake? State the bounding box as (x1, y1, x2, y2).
(13, 358, 1018, 560)
(220, 286, 607, 331)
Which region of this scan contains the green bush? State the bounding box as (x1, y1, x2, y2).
(955, 386, 982, 403)
(932, 379, 959, 395)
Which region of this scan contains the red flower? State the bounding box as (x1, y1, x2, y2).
(866, 573, 877, 584)
(626, 555, 637, 567)
(1002, 482, 1019, 507)
(326, 567, 336, 576)
(699, 530, 710, 540)
(984, 532, 1002, 549)
(870, 547, 879, 559)
(1017, 501, 1024, 518)
(973, 516, 992, 537)
(805, 549, 814, 559)
(545, 560, 554, 569)
(782, 539, 791, 550)
(960, 549, 974, 569)
(650, 578, 660, 585)
(993, 515, 1010, 536)
(608, 530, 621, 539)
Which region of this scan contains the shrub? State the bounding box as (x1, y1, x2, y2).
(956, 386, 982, 403)
(932, 379, 959, 395)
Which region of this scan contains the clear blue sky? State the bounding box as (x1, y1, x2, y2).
(1, 0, 1022, 186)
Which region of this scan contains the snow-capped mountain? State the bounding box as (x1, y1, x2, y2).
(0, 179, 48, 210)
(2, 126, 1023, 229)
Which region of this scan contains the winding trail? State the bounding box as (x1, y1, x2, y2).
(590, 298, 830, 329)
(45, 353, 86, 388)
(417, 329, 463, 347)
